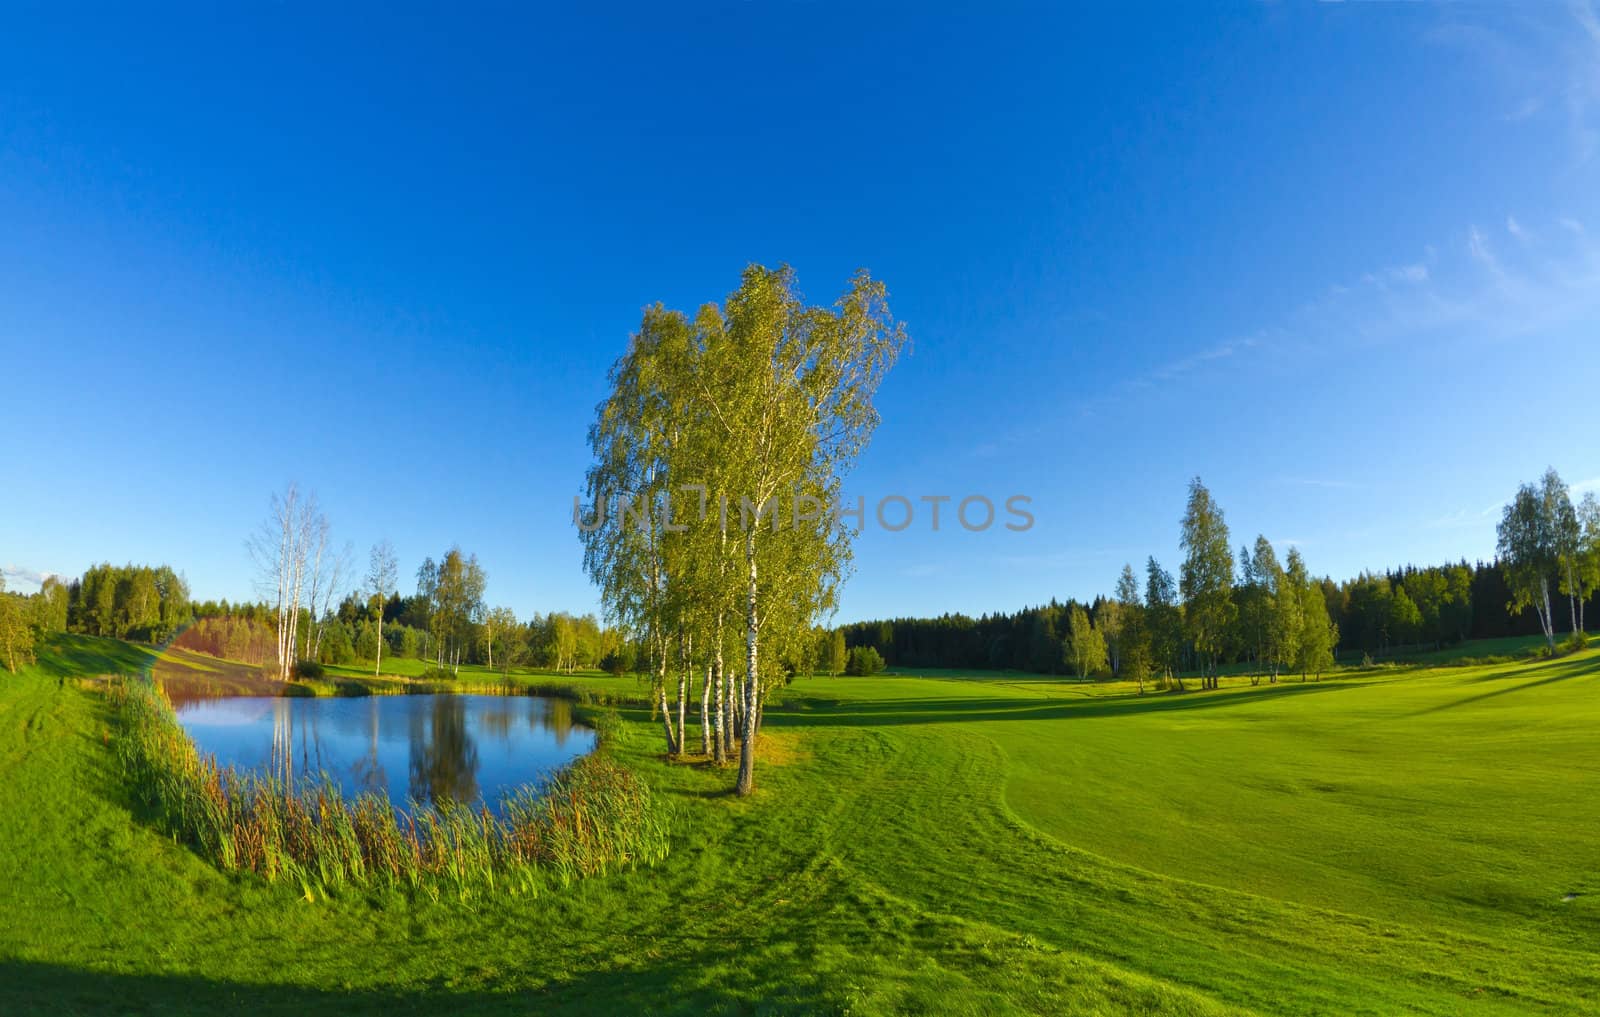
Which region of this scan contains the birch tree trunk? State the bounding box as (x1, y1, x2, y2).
(676, 671, 688, 758)
(1536, 575, 1548, 646)
(701, 662, 712, 755)
(712, 617, 727, 764)
(736, 532, 759, 796)
(656, 684, 678, 755)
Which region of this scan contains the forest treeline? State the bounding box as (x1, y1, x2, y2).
(841, 470, 1600, 678)
(839, 559, 1591, 675)
(0, 554, 623, 678)
(0, 563, 191, 671)
(5, 467, 1593, 702)
(174, 591, 623, 675)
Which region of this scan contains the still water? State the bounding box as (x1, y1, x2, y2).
(172, 693, 596, 810)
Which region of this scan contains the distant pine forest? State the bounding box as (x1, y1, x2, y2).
(841, 558, 1596, 675)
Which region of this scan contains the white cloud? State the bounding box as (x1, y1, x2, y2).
(1, 565, 58, 594)
(1467, 225, 1503, 276)
(1279, 477, 1361, 491)
(1150, 335, 1260, 383)
(1431, 3, 1600, 165)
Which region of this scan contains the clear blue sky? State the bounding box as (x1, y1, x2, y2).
(3, 3, 1598, 623)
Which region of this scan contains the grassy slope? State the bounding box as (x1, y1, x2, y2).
(0, 635, 1595, 1015)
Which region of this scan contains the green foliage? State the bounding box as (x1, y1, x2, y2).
(1066, 604, 1107, 679)
(598, 646, 634, 677)
(292, 660, 326, 680)
(844, 645, 885, 676)
(70, 562, 191, 641)
(0, 589, 36, 672)
(414, 548, 487, 669)
(580, 265, 906, 789)
(418, 666, 456, 683)
(826, 629, 847, 676)
(1498, 471, 1563, 649)
(354, 620, 382, 663)
(317, 621, 356, 665)
(1179, 477, 1235, 685)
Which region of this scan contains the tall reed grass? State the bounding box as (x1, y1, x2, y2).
(107, 676, 671, 901)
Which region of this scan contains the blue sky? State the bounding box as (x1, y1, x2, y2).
(3, 3, 1598, 623)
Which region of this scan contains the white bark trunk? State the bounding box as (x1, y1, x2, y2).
(737, 532, 759, 796)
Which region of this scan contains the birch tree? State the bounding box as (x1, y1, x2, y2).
(580, 305, 693, 755)
(582, 265, 905, 792)
(1546, 469, 1583, 639)
(484, 606, 518, 671)
(1145, 557, 1183, 690)
(366, 540, 398, 677)
(1576, 492, 1600, 638)
(1498, 478, 1559, 652)
(1066, 604, 1106, 679)
(305, 523, 351, 662)
(0, 574, 36, 672)
(248, 484, 317, 682)
(1180, 477, 1234, 689)
(698, 266, 905, 796)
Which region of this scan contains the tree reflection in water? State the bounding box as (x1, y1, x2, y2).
(175, 692, 596, 813)
(538, 697, 575, 744)
(408, 695, 480, 804)
(350, 695, 387, 796)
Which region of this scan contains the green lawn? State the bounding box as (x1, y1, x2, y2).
(1, 634, 1595, 1014)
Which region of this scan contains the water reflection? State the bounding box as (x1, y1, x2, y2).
(172, 692, 595, 812)
(409, 695, 479, 805)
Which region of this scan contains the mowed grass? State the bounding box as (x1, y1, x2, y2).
(0, 635, 1596, 1015)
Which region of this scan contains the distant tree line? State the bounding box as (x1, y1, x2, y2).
(178, 567, 625, 675)
(0, 562, 190, 671)
(839, 473, 1600, 681)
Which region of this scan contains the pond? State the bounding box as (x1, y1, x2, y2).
(171, 693, 597, 811)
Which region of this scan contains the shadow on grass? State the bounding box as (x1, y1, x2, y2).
(29, 634, 156, 681)
(767, 680, 1352, 729)
(0, 956, 819, 1017)
(1406, 654, 1599, 716)
(1452, 651, 1600, 686)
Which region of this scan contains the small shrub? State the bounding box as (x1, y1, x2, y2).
(598, 648, 634, 677)
(845, 645, 885, 676)
(1563, 630, 1590, 653)
(292, 660, 325, 680)
(418, 666, 455, 683)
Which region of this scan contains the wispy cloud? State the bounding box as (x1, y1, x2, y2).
(996, 547, 1126, 571)
(1089, 211, 1600, 420)
(1278, 477, 1361, 491)
(1433, 2, 1600, 166)
(1, 565, 57, 593)
(1425, 501, 1504, 531)
(1150, 336, 1261, 383)
(1333, 214, 1600, 351)
(1569, 0, 1600, 163)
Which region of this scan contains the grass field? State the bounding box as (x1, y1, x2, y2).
(0, 634, 1595, 1015)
